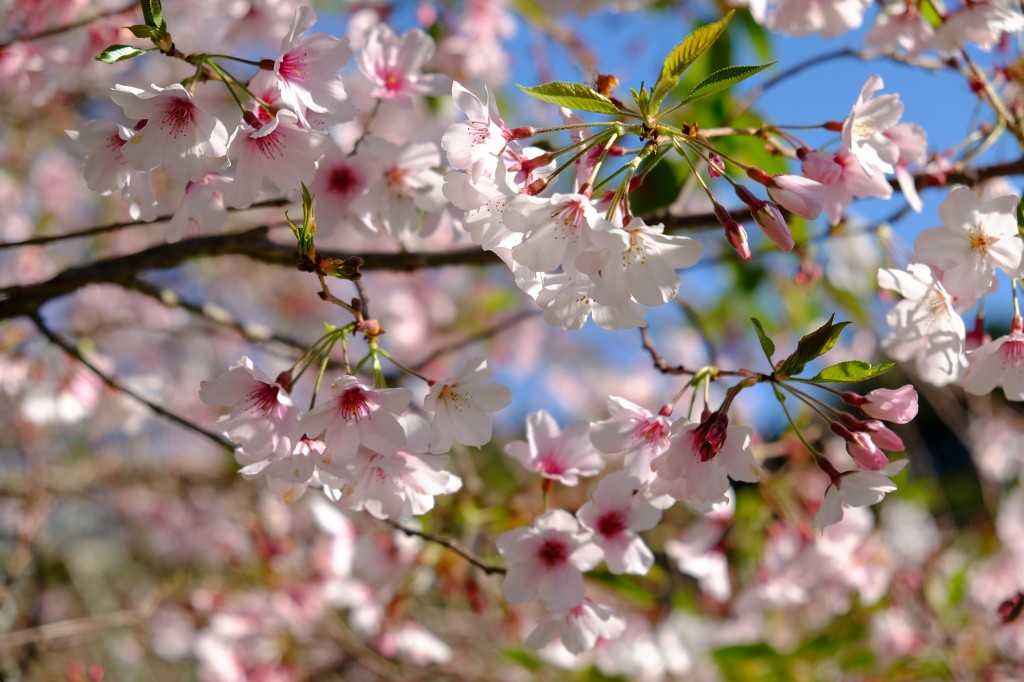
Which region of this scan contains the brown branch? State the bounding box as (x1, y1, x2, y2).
(385, 520, 506, 576)
(0, 3, 137, 50)
(2, 155, 1023, 324)
(0, 198, 290, 252)
(29, 312, 232, 450)
(411, 309, 540, 371)
(0, 227, 497, 321)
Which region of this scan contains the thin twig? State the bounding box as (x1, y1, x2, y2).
(0, 3, 137, 50)
(385, 520, 506, 576)
(0, 198, 290, 252)
(411, 309, 540, 372)
(29, 312, 232, 450)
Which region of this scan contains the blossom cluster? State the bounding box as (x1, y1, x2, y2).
(199, 354, 510, 515)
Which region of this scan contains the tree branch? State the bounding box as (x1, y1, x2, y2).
(385, 520, 506, 576)
(3, 156, 1023, 323)
(29, 312, 232, 450)
(0, 3, 137, 50)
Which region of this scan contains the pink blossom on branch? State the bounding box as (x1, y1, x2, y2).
(576, 472, 661, 574)
(495, 509, 602, 611)
(355, 23, 450, 106)
(505, 410, 605, 486)
(272, 5, 353, 129)
(110, 83, 229, 182)
(423, 357, 512, 453)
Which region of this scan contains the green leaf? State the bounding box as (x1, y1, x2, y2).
(650, 11, 735, 108)
(685, 62, 775, 102)
(776, 314, 851, 378)
(95, 45, 147, 64)
(810, 360, 897, 383)
(750, 317, 775, 365)
(517, 82, 619, 114)
(140, 0, 166, 30)
(126, 23, 163, 39)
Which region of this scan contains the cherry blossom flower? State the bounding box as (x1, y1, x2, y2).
(665, 519, 732, 601)
(349, 136, 446, 239)
(442, 81, 510, 172)
(356, 23, 449, 106)
(735, 185, 795, 251)
(813, 460, 909, 530)
(504, 192, 605, 273)
(801, 149, 892, 226)
(576, 472, 660, 574)
(913, 185, 1024, 304)
(306, 144, 370, 230)
(588, 217, 704, 307)
(226, 109, 322, 208)
(961, 316, 1024, 400)
(934, 0, 1024, 52)
(505, 411, 604, 486)
(66, 120, 159, 221)
(326, 415, 463, 520)
(590, 396, 673, 484)
(443, 157, 521, 254)
(259, 435, 326, 503)
(767, 0, 870, 36)
(273, 6, 353, 128)
(885, 123, 928, 212)
(167, 174, 230, 241)
(841, 75, 904, 176)
(302, 375, 412, 470)
(860, 385, 919, 423)
(650, 418, 761, 506)
(525, 600, 626, 655)
(877, 263, 967, 386)
(866, 6, 935, 54)
(199, 356, 301, 459)
(110, 83, 229, 182)
(495, 509, 602, 611)
(765, 173, 825, 220)
(423, 357, 512, 453)
(530, 272, 649, 331)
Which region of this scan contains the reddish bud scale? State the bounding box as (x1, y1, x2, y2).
(746, 167, 774, 186)
(243, 110, 263, 129)
(823, 120, 844, 132)
(838, 412, 868, 432)
(523, 178, 549, 196)
(1013, 315, 1024, 335)
(734, 184, 764, 211)
(258, 58, 276, 71)
(829, 422, 854, 440)
(840, 391, 867, 407)
(504, 126, 536, 141)
(274, 370, 293, 391)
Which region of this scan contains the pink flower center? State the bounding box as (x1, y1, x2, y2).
(252, 129, 286, 160)
(539, 453, 564, 476)
(277, 52, 306, 82)
(380, 68, 404, 94)
(636, 419, 667, 445)
(537, 538, 568, 568)
(328, 164, 361, 196)
(1002, 339, 1024, 366)
(247, 382, 281, 416)
(106, 132, 127, 155)
(553, 198, 587, 231)
(596, 511, 627, 539)
(160, 97, 197, 138)
(338, 387, 372, 421)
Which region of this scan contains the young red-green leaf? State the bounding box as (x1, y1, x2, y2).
(684, 62, 775, 103)
(809, 361, 897, 383)
(650, 11, 735, 109)
(776, 314, 851, 378)
(517, 82, 619, 115)
(140, 0, 166, 31)
(95, 45, 148, 64)
(750, 317, 776, 365)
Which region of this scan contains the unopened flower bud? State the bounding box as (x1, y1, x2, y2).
(709, 153, 726, 177)
(694, 409, 730, 462)
(715, 204, 752, 261)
